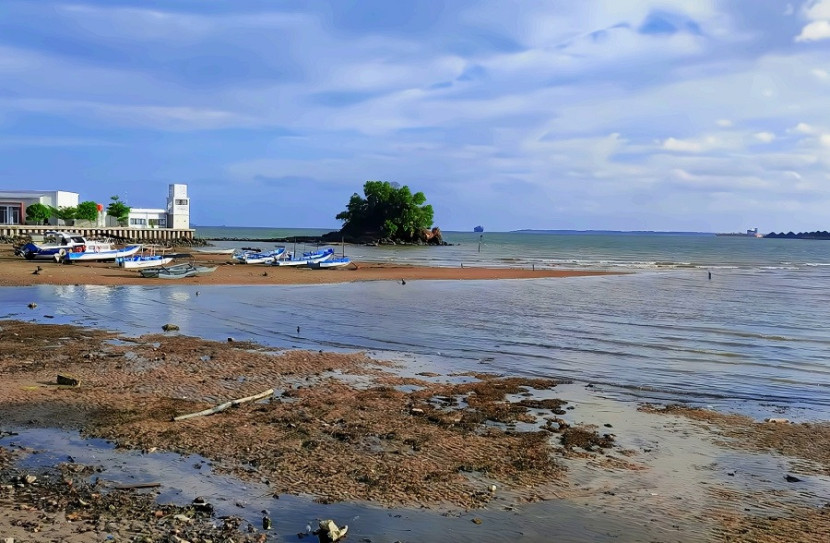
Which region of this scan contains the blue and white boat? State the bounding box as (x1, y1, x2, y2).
(271, 247, 334, 267)
(64, 243, 142, 263)
(15, 231, 97, 260)
(307, 256, 351, 269)
(117, 254, 174, 269)
(233, 247, 286, 264)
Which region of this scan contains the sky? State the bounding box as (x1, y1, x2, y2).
(2, 1, 830, 232)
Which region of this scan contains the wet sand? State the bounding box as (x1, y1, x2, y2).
(0, 243, 612, 287)
(1, 320, 829, 541)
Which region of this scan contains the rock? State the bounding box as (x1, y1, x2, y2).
(57, 374, 80, 387)
(162, 323, 180, 332)
(24, 475, 37, 485)
(765, 417, 790, 423)
(27, 302, 37, 309)
(785, 474, 802, 483)
(316, 519, 348, 542)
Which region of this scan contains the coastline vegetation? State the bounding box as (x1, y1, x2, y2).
(332, 180, 441, 244)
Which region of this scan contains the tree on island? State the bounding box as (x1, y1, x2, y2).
(332, 181, 443, 244)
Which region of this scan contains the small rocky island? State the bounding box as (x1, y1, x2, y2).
(323, 181, 447, 246)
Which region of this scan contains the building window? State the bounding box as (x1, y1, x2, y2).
(175, 199, 188, 206)
(0, 205, 21, 225)
(130, 218, 146, 226)
(158, 217, 167, 226)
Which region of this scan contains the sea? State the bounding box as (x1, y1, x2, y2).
(3, 227, 830, 421)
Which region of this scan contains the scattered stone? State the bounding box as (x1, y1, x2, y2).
(765, 418, 790, 424)
(471, 517, 483, 524)
(57, 374, 80, 387)
(162, 324, 180, 332)
(27, 302, 37, 309)
(315, 519, 348, 542)
(785, 474, 802, 483)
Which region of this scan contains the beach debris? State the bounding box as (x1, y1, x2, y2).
(785, 474, 802, 483)
(765, 417, 790, 424)
(488, 484, 497, 493)
(162, 323, 180, 332)
(113, 482, 162, 490)
(192, 496, 214, 513)
(314, 519, 348, 542)
(401, 278, 406, 285)
(57, 374, 80, 387)
(27, 302, 37, 309)
(173, 388, 275, 421)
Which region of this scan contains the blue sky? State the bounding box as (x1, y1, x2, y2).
(2, 1, 830, 232)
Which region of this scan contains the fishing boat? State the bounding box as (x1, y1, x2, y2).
(15, 231, 110, 261)
(233, 247, 286, 264)
(139, 262, 217, 279)
(117, 245, 175, 269)
(307, 256, 351, 269)
(193, 247, 236, 255)
(117, 254, 175, 269)
(271, 247, 334, 267)
(64, 243, 142, 263)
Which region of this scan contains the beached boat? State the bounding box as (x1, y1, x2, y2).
(117, 254, 175, 269)
(233, 247, 286, 264)
(15, 231, 110, 261)
(194, 247, 236, 255)
(271, 248, 334, 267)
(307, 256, 351, 269)
(139, 262, 217, 279)
(64, 243, 142, 263)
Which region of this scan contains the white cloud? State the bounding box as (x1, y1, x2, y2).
(821, 134, 830, 147)
(716, 119, 733, 127)
(754, 131, 775, 143)
(793, 122, 816, 133)
(805, 0, 830, 20)
(812, 68, 830, 79)
(796, 20, 830, 41)
(663, 137, 703, 152)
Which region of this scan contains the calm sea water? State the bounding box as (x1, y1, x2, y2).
(3, 229, 830, 420)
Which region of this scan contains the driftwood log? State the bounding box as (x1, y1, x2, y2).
(172, 389, 274, 422)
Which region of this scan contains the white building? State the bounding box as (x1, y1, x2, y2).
(120, 183, 189, 229)
(0, 184, 190, 230)
(0, 190, 79, 225)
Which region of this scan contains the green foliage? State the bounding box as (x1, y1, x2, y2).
(336, 181, 434, 241)
(107, 195, 131, 221)
(54, 206, 76, 220)
(25, 203, 52, 223)
(76, 201, 100, 221)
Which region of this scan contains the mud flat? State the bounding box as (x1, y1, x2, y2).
(1, 320, 829, 542)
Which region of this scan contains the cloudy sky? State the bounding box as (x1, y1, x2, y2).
(2, 1, 830, 232)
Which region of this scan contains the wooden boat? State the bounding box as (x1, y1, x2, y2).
(118, 254, 174, 269)
(272, 248, 334, 267)
(64, 243, 142, 263)
(193, 247, 236, 255)
(307, 257, 351, 269)
(233, 247, 286, 264)
(139, 263, 217, 279)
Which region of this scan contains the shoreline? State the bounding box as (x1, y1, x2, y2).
(0, 244, 615, 287)
(0, 320, 828, 542)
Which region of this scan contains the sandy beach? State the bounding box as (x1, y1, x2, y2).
(0, 244, 612, 287)
(1, 244, 829, 542)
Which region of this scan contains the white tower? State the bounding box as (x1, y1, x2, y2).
(167, 184, 190, 229)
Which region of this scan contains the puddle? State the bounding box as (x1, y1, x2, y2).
(1, 426, 680, 542)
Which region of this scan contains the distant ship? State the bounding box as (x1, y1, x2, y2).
(473, 225, 484, 233)
(716, 228, 763, 238)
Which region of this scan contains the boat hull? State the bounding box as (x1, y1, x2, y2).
(65, 245, 143, 262)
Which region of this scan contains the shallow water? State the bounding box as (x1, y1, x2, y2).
(3, 266, 830, 420)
